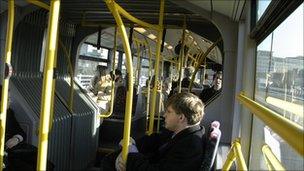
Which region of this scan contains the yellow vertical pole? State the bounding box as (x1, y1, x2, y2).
(222, 145, 237, 171)
(177, 19, 186, 93)
(144, 38, 152, 132)
(105, 0, 134, 163)
(49, 30, 60, 131)
(36, 1, 60, 170)
(135, 41, 141, 87)
(262, 145, 285, 170)
(148, 0, 164, 135)
(0, 1, 14, 170)
(99, 27, 117, 118)
(157, 60, 164, 133)
(234, 139, 248, 170)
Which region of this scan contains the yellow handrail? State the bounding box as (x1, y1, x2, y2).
(26, 0, 50, 10)
(135, 41, 141, 86)
(222, 138, 248, 171)
(262, 144, 286, 170)
(114, 3, 160, 31)
(177, 20, 186, 93)
(105, 0, 134, 163)
(144, 37, 153, 132)
(147, 0, 164, 135)
(0, 1, 14, 170)
(37, 1, 60, 170)
(237, 92, 304, 156)
(189, 37, 222, 91)
(99, 27, 117, 118)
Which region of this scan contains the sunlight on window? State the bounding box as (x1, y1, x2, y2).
(255, 4, 303, 127)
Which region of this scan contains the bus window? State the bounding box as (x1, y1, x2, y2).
(254, 3, 303, 170)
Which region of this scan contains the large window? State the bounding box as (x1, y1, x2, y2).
(79, 43, 109, 60)
(76, 43, 109, 88)
(254, 3, 303, 170)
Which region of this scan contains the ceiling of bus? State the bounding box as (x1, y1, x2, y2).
(176, 0, 246, 21)
(84, 27, 222, 65)
(1, 0, 245, 65)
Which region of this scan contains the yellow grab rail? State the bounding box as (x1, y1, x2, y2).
(135, 41, 141, 87)
(144, 37, 153, 132)
(177, 21, 186, 93)
(36, 1, 60, 170)
(99, 27, 118, 118)
(147, 0, 165, 135)
(0, 1, 14, 170)
(114, 4, 160, 31)
(26, 0, 50, 10)
(105, 0, 134, 163)
(189, 38, 222, 91)
(237, 92, 304, 156)
(262, 144, 285, 171)
(223, 138, 248, 171)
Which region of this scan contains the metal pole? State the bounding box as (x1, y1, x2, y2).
(36, 1, 60, 170)
(0, 1, 14, 170)
(148, 0, 164, 135)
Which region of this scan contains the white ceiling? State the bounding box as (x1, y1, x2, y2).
(182, 0, 246, 21)
(85, 27, 222, 64)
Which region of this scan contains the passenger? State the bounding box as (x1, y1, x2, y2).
(181, 66, 194, 88)
(199, 72, 222, 104)
(162, 77, 172, 102)
(102, 92, 206, 171)
(174, 40, 189, 57)
(112, 73, 138, 118)
(0, 86, 54, 170)
(110, 69, 123, 86)
(91, 65, 111, 96)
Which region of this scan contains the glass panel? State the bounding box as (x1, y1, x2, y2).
(257, 0, 271, 21)
(76, 59, 106, 88)
(79, 43, 109, 59)
(254, 3, 304, 170)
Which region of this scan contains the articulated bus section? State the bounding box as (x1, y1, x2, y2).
(0, 0, 303, 170)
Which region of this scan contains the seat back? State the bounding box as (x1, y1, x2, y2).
(201, 121, 221, 171)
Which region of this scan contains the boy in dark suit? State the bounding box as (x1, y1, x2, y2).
(103, 92, 206, 171)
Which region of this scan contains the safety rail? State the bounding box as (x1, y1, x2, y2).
(105, 0, 164, 163)
(99, 27, 117, 118)
(222, 138, 248, 171)
(262, 144, 286, 171)
(237, 92, 304, 156)
(0, 1, 15, 170)
(189, 38, 222, 91)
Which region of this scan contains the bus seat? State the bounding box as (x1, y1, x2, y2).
(201, 121, 221, 171)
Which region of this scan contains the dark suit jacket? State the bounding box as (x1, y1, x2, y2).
(126, 125, 205, 171)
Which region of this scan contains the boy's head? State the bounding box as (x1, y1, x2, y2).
(164, 92, 204, 132)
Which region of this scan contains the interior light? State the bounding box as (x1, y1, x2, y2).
(134, 27, 146, 33)
(147, 34, 156, 40)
